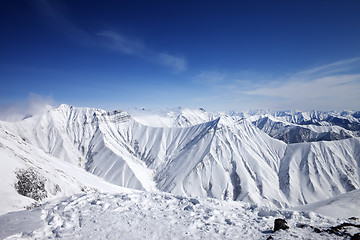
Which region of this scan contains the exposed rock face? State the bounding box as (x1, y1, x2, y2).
(351, 233, 360, 240)
(273, 218, 289, 232)
(252, 115, 359, 144)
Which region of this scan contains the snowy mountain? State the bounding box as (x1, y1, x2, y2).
(1, 104, 359, 210)
(130, 108, 360, 143)
(246, 110, 360, 143)
(1, 104, 360, 239)
(0, 126, 128, 215)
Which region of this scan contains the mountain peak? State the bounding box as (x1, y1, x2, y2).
(57, 103, 71, 110)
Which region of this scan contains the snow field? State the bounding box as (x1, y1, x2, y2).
(0, 191, 350, 240)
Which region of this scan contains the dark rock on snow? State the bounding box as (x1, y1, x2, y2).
(273, 218, 289, 232)
(351, 233, 360, 240)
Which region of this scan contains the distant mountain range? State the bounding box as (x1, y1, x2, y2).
(247, 110, 360, 143)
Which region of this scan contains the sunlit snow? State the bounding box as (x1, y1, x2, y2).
(0, 105, 359, 239)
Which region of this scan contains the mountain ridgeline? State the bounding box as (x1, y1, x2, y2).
(250, 111, 360, 143)
(1, 104, 359, 208)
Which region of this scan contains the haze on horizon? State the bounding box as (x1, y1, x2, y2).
(1, 0, 360, 116)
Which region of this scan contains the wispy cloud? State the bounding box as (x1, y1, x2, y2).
(36, 0, 91, 43)
(0, 93, 53, 122)
(193, 71, 226, 84)
(157, 53, 187, 72)
(194, 58, 360, 111)
(242, 57, 360, 110)
(245, 74, 360, 98)
(193, 70, 274, 89)
(97, 31, 187, 72)
(35, 0, 187, 72)
(296, 57, 360, 79)
(96, 31, 145, 55)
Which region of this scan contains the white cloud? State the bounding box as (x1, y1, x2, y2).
(0, 93, 54, 122)
(241, 58, 360, 110)
(97, 30, 187, 72)
(193, 71, 226, 84)
(245, 74, 360, 97)
(157, 53, 187, 72)
(193, 58, 360, 111)
(296, 57, 360, 78)
(96, 31, 145, 55)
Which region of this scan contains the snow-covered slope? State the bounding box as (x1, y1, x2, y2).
(0, 127, 128, 215)
(1, 190, 358, 240)
(242, 110, 360, 128)
(1, 105, 360, 209)
(131, 108, 360, 143)
(252, 115, 358, 143)
(292, 189, 360, 218)
(244, 110, 360, 143)
(128, 107, 215, 127)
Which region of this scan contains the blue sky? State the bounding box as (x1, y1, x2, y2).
(1, 0, 360, 114)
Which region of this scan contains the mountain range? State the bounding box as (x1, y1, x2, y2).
(1, 104, 359, 213)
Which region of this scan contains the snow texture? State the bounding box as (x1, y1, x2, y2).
(1, 190, 358, 240)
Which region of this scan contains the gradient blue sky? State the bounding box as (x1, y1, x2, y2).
(1, 0, 360, 113)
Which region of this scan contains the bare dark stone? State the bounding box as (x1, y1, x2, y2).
(183, 205, 194, 211)
(323, 222, 360, 237)
(351, 233, 360, 240)
(296, 223, 309, 229)
(189, 198, 200, 205)
(14, 168, 47, 201)
(225, 218, 233, 225)
(273, 218, 289, 232)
